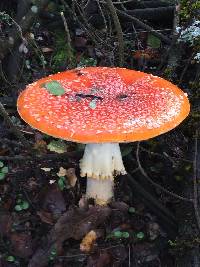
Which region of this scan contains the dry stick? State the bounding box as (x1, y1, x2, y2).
(0, 101, 31, 150)
(116, 9, 171, 44)
(106, 0, 124, 67)
(136, 142, 193, 203)
(60, 12, 72, 45)
(193, 132, 200, 232)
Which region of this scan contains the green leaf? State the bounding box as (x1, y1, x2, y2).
(89, 100, 96, 109)
(0, 161, 4, 168)
(121, 232, 130, 238)
(128, 207, 136, 213)
(1, 166, 8, 174)
(21, 201, 29, 210)
(42, 81, 65, 96)
(47, 140, 67, 154)
(15, 205, 23, 211)
(147, 34, 161, 48)
(58, 177, 66, 191)
(136, 232, 145, 239)
(113, 230, 122, 238)
(6, 255, 15, 262)
(0, 173, 5, 180)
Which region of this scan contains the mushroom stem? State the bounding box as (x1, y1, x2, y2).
(80, 143, 126, 204)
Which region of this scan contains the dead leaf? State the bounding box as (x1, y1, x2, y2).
(41, 185, 66, 219)
(10, 232, 33, 258)
(34, 140, 47, 153)
(29, 206, 111, 267)
(37, 210, 54, 225)
(80, 230, 97, 252)
(42, 47, 54, 53)
(147, 222, 160, 241)
(66, 168, 77, 187)
(0, 212, 12, 236)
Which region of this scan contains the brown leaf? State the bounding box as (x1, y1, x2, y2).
(10, 232, 33, 258)
(80, 230, 97, 252)
(40, 184, 66, 219)
(0, 212, 12, 236)
(41, 47, 54, 53)
(29, 206, 111, 267)
(66, 168, 77, 187)
(37, 210, 54, 225)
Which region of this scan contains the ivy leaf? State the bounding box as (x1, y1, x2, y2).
(42, 81, 65, 96)
(21, 201, 29, 210)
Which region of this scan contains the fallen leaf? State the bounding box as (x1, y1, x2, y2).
(37, 210, 54, 225)
(80, 230, 97, 252)
(66, 168, 77, 187)
(29, 206, 111, 267)
(0, 212, 12, 236)
(10, 232, 33, 258)
(42, 47, 54, 53)
(41, 185, 66, 219)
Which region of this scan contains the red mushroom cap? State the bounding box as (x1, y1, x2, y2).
(17, 67, 190, 143)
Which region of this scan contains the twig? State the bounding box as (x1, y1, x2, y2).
(136, 142, 193, 203)
(0, 101, 31, 150)
(60, 12, 72, 45)
(116, 9, 172, 44)
(193, 131, 200, 232)
(105, 0, 124, 66)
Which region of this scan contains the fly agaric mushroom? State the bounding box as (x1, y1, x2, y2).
(17, 67, 190, 205)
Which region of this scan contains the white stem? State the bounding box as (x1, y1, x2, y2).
(86, 178, 114, 205)
(79, 143, 126, 204)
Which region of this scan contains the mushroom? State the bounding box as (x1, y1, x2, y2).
(17, 67, 190, 205)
